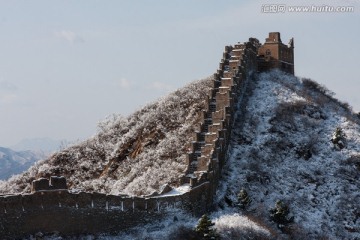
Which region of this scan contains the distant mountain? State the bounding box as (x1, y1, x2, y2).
(0, 147, 46, 180)
(11, 138, 68, 153)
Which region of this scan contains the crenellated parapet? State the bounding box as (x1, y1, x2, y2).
(0, 33, 293, 238)
(0, 181, 214, 238)
(184, 38, 259, 189)
(31, 176, 67, 192)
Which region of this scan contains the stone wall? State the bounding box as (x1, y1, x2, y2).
(0, 38, 259, 238)
(0, 182, 214, 238)
(184, 38, 258, 186)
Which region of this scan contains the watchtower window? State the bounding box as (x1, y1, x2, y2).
(266, 49, 271, 56)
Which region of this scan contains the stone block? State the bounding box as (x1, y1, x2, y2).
(31, 178, 50, 192)
(50, 176, 67, 190)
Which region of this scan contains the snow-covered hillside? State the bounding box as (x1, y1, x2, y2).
(1, 70, 359, 239)
(0, 77, 213, 196)
(0, 147, 46, 180)
(217, 70, 360, 239)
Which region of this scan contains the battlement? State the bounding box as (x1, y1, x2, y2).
(31, 176, 67, 192)
(184, 37, 258, 187)
(0, 32, 295, 238)
(0, 181, 213, 238)
(266, 32, 282, 43)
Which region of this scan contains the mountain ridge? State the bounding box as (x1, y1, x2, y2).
(0, 70, 359, 239)
(0, 147, 46, 180)
(216, 70, 360, 239)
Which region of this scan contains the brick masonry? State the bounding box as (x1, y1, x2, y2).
(0, 33, 293, 238)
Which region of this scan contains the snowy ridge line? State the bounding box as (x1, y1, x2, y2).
(0, 37, 260, 238)
(213, 70, 360, 239)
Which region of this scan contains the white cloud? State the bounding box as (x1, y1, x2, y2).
(150, 81, 173, 91)
(115, 78, 132, 89)
(54, 30, 85, 44)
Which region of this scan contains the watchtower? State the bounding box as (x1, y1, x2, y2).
(257, 32, 294, 74)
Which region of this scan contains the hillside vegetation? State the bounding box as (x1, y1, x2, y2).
(1, 70, 359, 239)
(0, 77, 213, 196)
(217, 70, 360, 239)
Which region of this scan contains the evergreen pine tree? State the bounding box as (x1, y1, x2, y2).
(195, 214, 220, 240)
(269, 200, 294, 229)
(237, 189, 252, 209)
(331, 127, 346, 150)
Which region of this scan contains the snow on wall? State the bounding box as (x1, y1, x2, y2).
(0, 38, 260, 238)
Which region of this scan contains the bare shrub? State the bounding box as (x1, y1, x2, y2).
(302, 78, 333, 96)
(302, 78, 353, 114)
(281, 224, 315, 240)
(169, 225, 199, 240)
(214, 213, 274, 240)
(272, 101, 324, 125)
(0, 76, 214, 195)
(295, 137, 319, 160)
(244, 213, 279, 238)
(343, 155, 360, 171)
(271, 101, 308, 134)
(218, 227, 272, 240)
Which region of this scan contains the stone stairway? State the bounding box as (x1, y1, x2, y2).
(184, 41, 256, 182)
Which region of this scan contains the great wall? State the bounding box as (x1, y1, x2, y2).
(0, 32, 294, 238)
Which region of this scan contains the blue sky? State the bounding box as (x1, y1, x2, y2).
(0, 0, 359, 147)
